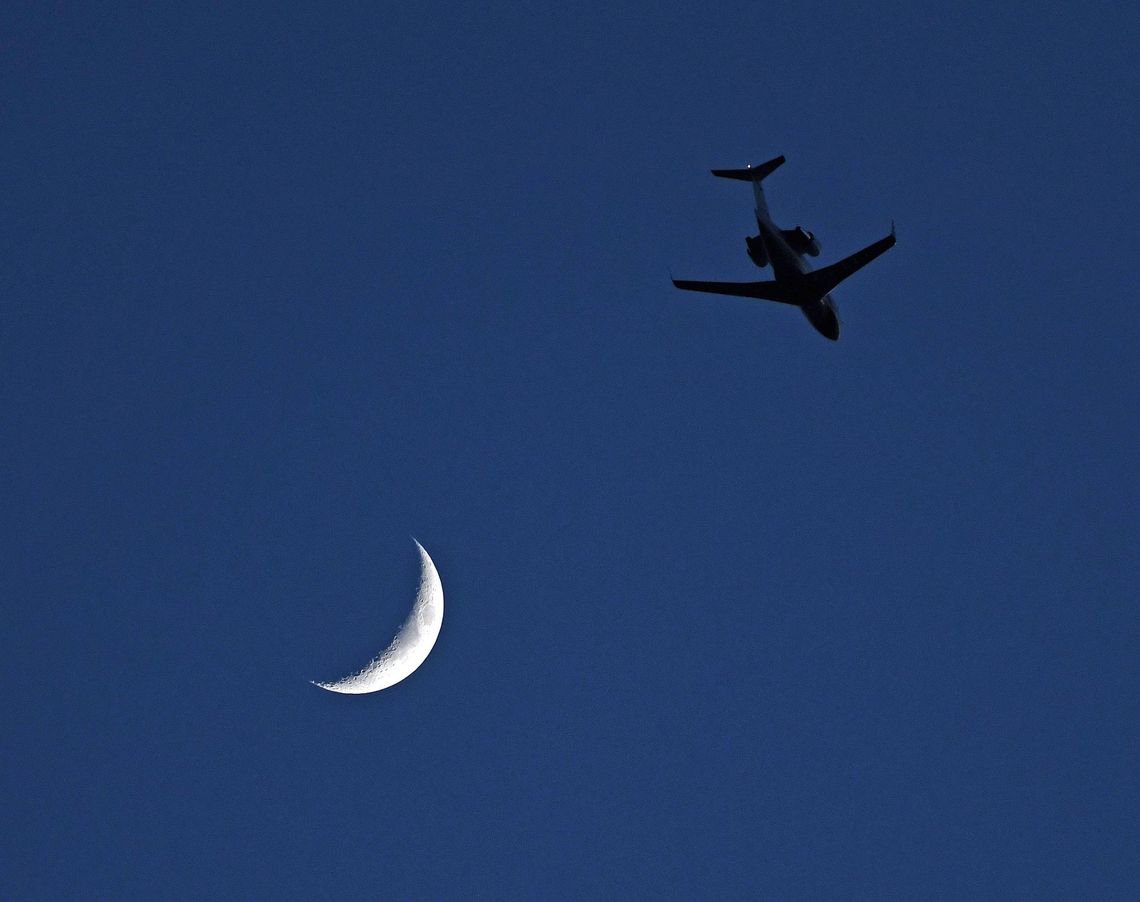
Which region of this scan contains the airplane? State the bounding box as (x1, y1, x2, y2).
(672, 155, 895, 340)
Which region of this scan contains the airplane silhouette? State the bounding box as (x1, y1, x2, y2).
(672, 155, 895, 340)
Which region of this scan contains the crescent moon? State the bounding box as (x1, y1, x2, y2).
(313, 540, 444, 694)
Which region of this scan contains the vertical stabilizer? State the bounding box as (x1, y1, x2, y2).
(710, 155, 785, 222)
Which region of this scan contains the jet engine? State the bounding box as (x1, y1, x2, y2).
(745, 234, 768, 268)
(782, 226, 821, 257)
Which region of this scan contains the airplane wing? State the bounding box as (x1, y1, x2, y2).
(671, 278, 796, 305)
(807, 227, 896, 296)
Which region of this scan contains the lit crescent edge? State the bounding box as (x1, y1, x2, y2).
(312, 540, 444, 694)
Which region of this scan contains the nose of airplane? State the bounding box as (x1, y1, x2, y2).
(801, 297, 841, 340)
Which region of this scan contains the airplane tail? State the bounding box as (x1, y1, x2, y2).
(711, 155, 785, 221)
(711, 155, 785, 183)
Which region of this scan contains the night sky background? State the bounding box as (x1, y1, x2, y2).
(3, 2, 1137, 899)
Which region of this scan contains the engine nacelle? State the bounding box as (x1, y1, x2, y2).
(782, 226, 821, 257)
(745, 234, 769, 268)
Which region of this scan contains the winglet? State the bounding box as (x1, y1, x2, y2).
(711, 154, 786, 182)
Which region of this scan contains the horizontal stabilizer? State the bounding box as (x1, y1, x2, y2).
(808, 228, 897, 296)
(711, 155, 786, 182)
(672, 277, 796, 305)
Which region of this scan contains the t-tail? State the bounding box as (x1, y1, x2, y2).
(711, 154, 785, 221)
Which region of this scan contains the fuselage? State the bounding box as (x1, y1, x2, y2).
(753, 213, 841, 341)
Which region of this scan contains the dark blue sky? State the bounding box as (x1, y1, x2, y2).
(4, 2, 1137, 898)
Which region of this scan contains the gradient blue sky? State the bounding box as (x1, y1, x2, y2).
(3, 2, 1137, 899)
